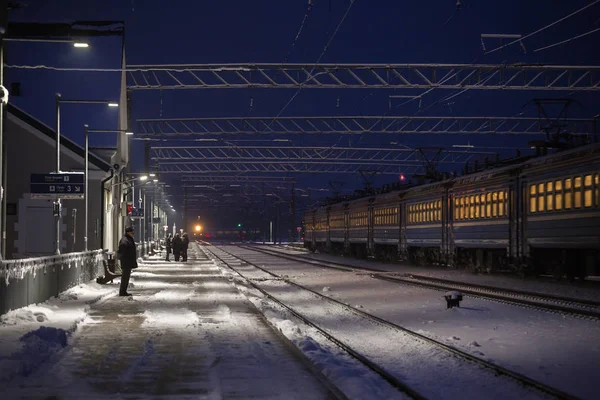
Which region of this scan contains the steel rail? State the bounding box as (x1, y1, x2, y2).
(245, 245, 600, 320)
(209, 244, 577, 400)
(200, 245, 424, 400)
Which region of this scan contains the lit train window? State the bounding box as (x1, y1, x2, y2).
(584, 175, 592, 208)
(454, 198, 459, 220)
(546, 182, 554, 211)
(530, 184, 537, 213)
(574, 177, 582, 209)
(537, 183, 545, 212)
(498, 191, 504, 217)
(486, 193, 492, 216)
(594, 174, 600, 207)
(467, 196, 473, 219)
(555, 181, 563, 210)
(565, 179, 572, 209)
(480, 194, 486, 218)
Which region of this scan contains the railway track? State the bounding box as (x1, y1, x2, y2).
(244, 245, 600, 320)
(203, 244, 577, 400)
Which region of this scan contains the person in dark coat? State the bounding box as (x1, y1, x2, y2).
(118, 226, 138, 296)
(172, 233, 182, 262)
(165, 234, 173, 262)
(182, 233, 189, 262)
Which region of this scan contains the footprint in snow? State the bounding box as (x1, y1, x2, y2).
(322, 287, 331, 292)
(449, 336, 460, 340)
(468, 341, 481, 347)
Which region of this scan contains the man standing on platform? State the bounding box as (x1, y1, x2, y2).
(118, 226, 138, 296)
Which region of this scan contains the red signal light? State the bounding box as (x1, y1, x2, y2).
(399, 174, 406, 181)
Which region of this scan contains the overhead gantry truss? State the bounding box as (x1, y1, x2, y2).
(152, 146, 491, 175)
(136, 115, 597, 137)
(127, 63, 600, 91)
(180, 175, 296, 184)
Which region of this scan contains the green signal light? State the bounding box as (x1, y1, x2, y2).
(237, 223, 242, 227)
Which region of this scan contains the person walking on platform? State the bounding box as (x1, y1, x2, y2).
(165, 233, 173, 262)
(182, 233, 189, 262)
(118, 226, 138, 297)
(172, 233, 183, 262)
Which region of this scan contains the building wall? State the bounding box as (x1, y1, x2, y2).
(5, 114, 108, 259)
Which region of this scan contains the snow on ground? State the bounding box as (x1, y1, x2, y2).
(223, 245, 600, 400)
(270, 245, 600, 302)
(1, 251, 340, 399)
(0, 282, 115, 383)
(212, 258, 410, 400)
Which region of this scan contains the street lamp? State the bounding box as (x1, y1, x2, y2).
(83, 126, 132, 251)
(54, 96, 120, 254)
(0, 38, 91, 259)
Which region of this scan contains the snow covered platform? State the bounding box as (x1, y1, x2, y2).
(272, 245, 600, 303)
(1, 249, 335, 399)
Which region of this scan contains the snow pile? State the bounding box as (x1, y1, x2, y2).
(1, 307, 53, 325)
(141, 309, 199, 328)
(0, 282, 115, 384)
(262, 313, 403, 399)
(153, 289, 196, 301)
(130, 280, 187, 289)
(1, 326, 70, 381)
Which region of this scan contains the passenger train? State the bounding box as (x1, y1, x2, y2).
(303, 143, 600, 279)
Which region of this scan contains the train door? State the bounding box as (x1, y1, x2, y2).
(326, 208, 331, 251)
(367, 203, 374, 256)
(344, 208, 350, 253)
(442, 191, 450, 265)
(400, 201, 408, 259)
(397, 199, 402, 259)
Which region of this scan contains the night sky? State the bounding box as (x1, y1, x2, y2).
(6, 0, 600, 230)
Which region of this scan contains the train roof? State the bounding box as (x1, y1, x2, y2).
(306, 142, 600, 211)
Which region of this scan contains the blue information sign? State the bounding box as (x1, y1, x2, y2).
(30, 172, 85, 200)
(129, 208, 144, 218)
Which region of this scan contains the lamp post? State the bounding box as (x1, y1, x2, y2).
(84, 126, 132, 251)
(52, 99, 118, 255)
(0, 37, 89, 259)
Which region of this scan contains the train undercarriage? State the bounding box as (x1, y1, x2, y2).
(305, 239, 599, 281)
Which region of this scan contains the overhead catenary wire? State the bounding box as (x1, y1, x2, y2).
(283, 0, 314, 63)
(534, 27, 600, 52)
(485, 0, 600, 55)
(271, 0, 357, 122)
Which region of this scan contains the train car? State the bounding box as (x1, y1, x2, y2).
(372, 191, 401, 261)
(520, 143, 600, 279)
(347, 196, 373, 258)
(402, 181, 448, 265)
(449, 164, 517, 272)
(328, 201, 347, 254)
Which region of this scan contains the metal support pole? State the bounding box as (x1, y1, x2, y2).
(137, 190, 142, 243)
(141, 191, 145, 243)
(84, 124, 88, 251)
(0, 35, 5, 260)
(290, 183, 295, 243)
(183, 184, 187, 233)
(1, 129, 6, 257)
(71, 208, 77, 252)
(150, 197, 154, 241)
(55, 93, 61, 255)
